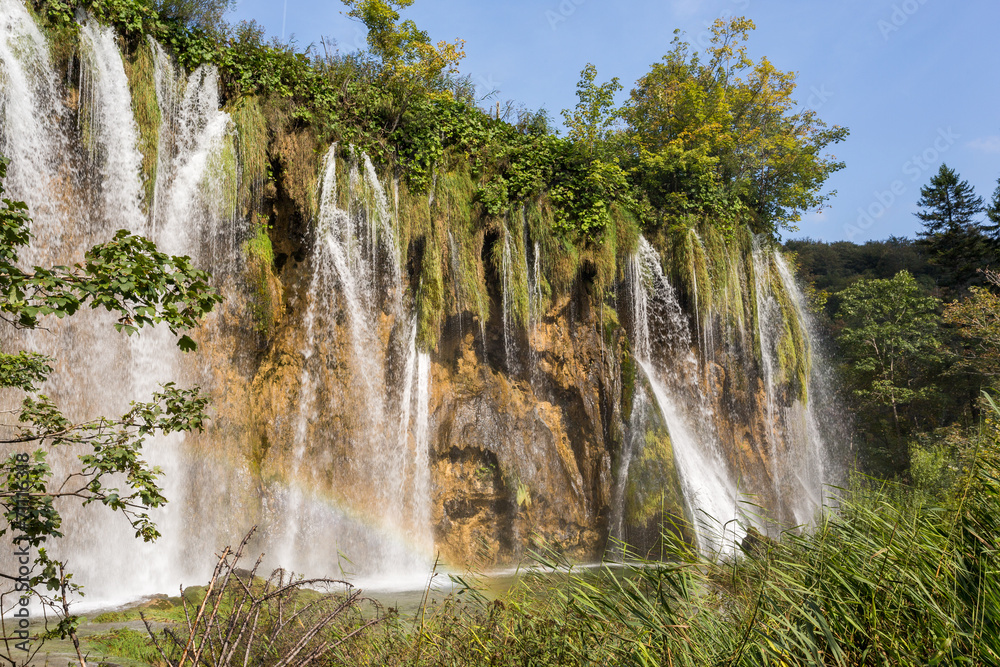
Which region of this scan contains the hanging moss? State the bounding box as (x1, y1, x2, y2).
(433, 163, 489, 326)
(602, 303, 620, 347)
(524, 197, 554, 311)
(770, 259, 811, 402)
(621, 341, 637, 423)
(625, 429, 685, 527)
(612, 203, 640, 268)
(585, 211, 618, 300)
(243, 219, 283, 337)
(203, 130, 239, 221)
(228, 95, 268, 218)
(416, 215, 446, 351)
(122, 38, 160, 211)
(30, 4, 79, 73)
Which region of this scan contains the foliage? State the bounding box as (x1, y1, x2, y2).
(561, 63, 621, 158)
(122, 37, 162, 210)
(784, 236, 937, 319)
(622, 18, 848, 236)
(915, 164, 990, 290)
(149, 0, 234, 33)
(342, 0, 464, 91)
(835, 271, 944, 469)
(89, 627, 163, 664)
(0, 155, 220, 662)
(944, 268, 1000, 378)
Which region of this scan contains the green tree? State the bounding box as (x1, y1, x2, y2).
(622, 18, 848, 235)
(0, 156, 221, 664)
(561, 63, 622, 158)
(836, 271, 944, 470)
(341, 0, 464, 89)
(944, 268, 1000, 379)
(149, 0, 235, 33)
(983, 176, 1000, 243)
(915, 163, 989, 290)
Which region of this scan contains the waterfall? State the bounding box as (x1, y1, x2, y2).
(500, 225, 516, 371)
(772, 250, 834, 522)
(152, 59, 236, 263)
(751, 237, 786, 514)
(273, 144, 432, 581)
(750, 238, 834, 526)
(0, 0, 69, 246)
(0, 5, 843, 605)
(78, 18, 146, 233)
(626, 236, 744, 552)
(412, 353, 433, 555)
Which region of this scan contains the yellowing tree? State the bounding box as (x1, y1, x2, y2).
(342, 0, 464, 96)
(623, 18, 847, 235)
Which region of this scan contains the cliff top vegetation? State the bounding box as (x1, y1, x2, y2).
(30, 0, 847, 245)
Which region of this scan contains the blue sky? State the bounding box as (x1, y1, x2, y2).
(229, 0, 1000, 243)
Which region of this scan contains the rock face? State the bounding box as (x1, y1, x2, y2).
(429, 294, 617, 564)
(189, 152, 833, 573)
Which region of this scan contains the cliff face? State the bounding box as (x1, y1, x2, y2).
(203, 149, 831, 569)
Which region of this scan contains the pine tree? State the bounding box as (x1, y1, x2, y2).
(915, 164, 988, 290)
(983, 177, 1000, 242)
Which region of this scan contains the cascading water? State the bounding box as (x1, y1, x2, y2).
(770, 248, 834, 522)
(271, 144, 433, 583)
(625, 236, 744, 552)
(0, 0, 69, 245)
(78, 17, 146, 234)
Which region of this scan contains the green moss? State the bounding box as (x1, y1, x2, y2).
(204, 130, 239, 221)
(489, 210, 530, 328)
(243, 220, 282, 337)
(625, 427, 685, 526)
(433, 163, 489, 326)
(621, 341, 636, 423)
(417, 223, 445, 351)
(770, 259, 810, 402)
(123, 39, 160, 211)
(266, 100, 319, 222)
(228, 95, 269, 217)
(28, 3, 79, 72)
(602, 303, 619, 347)
(87, 627, 161, 665)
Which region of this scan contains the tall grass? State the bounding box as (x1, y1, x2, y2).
(90, 411, 1000, 666)
(336, 400, 1000, 666)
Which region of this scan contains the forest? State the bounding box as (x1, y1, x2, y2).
(0, 0, 999, 665)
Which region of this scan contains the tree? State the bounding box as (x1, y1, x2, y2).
(915, 164, 989, 290)
(983, 176, 1000, 243)
(836, 271, 944, 470)
(944, 268, 1000, 379)
(341, 0, 464, 91)
(561, 63, 622, 158)
(0, 156, 221, 665)
(149, 0, 236, 33)
(621, 18, 848, 235)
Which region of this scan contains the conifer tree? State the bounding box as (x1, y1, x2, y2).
(983, 177, 1000, 243)
(915, 164, 988, 290)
